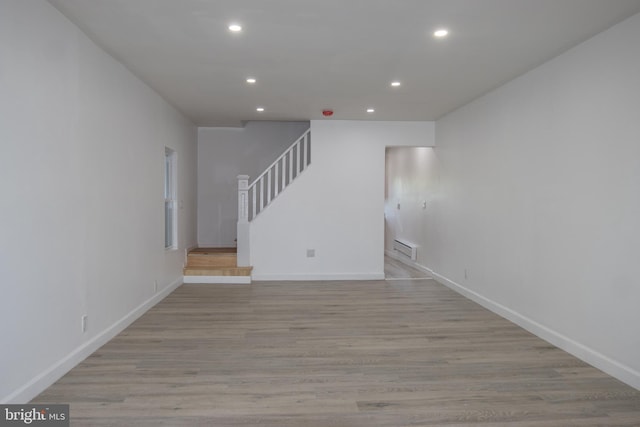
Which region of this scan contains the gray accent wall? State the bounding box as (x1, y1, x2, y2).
(197, 121, 309, 247)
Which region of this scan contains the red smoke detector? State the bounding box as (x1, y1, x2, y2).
(322, 109, 334, 117)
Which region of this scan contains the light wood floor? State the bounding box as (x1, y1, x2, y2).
(33, 279, 640, 426)
(384, 255, 431, 279)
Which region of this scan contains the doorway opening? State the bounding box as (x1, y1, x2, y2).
(384, 146, 436, 279)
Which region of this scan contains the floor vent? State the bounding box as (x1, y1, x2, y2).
(393, 239, 417, 261)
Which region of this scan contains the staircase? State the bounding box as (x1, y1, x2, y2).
(184, 128, 311, 284)
(183, 248, 252, 284)
(236, 129, 311, 266)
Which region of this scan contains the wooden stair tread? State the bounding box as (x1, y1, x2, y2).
(186, 248, 238, 268)
(188, 247, 237, 254)
(188, 253, 236, 257)
(183, 266, 252, 276)
(184, 248, 251, 278)
(187, 255, 236, 267)
(188, 252, 236, 257)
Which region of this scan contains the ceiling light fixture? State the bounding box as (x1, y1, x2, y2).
(246, 78, 256, 84)
(256, 107, 264, 112)
(367, 108, 375, 113)
(433, 28, 449, 38)
(391, 81, 401, 87)
(228, 24, 242, 32)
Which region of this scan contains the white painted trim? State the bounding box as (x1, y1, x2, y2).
(2, 278, 183, 404)
(385, 249, 432, 276)
(252, 273, 385, 281)
(430, 270, 640, 391)
(183, 247, 191, 267)
(183, 276, 251, 284)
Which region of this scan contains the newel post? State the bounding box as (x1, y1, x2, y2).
(236, 175, 250, 267)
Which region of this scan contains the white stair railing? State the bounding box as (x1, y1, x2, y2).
(236, 174, 250, 266)
(236, 129, 311, 267)
(248, 129, 311, 221)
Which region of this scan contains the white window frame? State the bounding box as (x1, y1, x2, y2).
(164, 147, 178, 250)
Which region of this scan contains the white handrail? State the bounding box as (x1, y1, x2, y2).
(249, 129, 310, 188)
(237, 128, 311, 265)
(245, 128, 311, 221)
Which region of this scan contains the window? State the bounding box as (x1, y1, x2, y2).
(164, 147, 177, 249)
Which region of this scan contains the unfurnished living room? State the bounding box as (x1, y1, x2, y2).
(2, 0, 640, 425)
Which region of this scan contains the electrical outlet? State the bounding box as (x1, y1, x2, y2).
(464, 269, 468, 280)
(154, 280, 158, 292)
(81, 315, 88, 333)
(306, 249, 315, 258)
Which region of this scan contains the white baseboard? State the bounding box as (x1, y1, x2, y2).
(183, 275, 251, 284)
(430, 270, 640, 391)
(384, 249, 432, 276)
(252, 273, 385, 281)
(2, 278, 183, 404)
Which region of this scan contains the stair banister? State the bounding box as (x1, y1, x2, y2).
(236, 175, 250, 266)
(236, 128, 311, 267)
(248, 129, 310, 190)
(245, 129, 310, 221)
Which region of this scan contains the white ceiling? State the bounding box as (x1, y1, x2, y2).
(48, 0, 640, 127)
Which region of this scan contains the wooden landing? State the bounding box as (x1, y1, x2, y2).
(183, 247, 251, 283)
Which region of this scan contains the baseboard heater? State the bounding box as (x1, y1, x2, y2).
(393, 239, 417, 261)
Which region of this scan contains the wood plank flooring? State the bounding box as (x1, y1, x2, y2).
(32, 279, 640, 426)
(384, 255, 431, 279)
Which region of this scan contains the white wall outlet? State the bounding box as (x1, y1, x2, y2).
(306, 249, 315, 258)
(464, 269, 468, 280)
(81, 315, 88, 333)
(154, 280, 158, 292)
(422, 200, 427, 209)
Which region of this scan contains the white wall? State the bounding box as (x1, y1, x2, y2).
(384, 147, 439, 269)
(198, 121, 309, 247)
(0, 0, 197, 402)
(433, 12, 640, 389)
(250, 120, 435, 280)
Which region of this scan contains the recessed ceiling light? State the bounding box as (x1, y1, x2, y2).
(256, 107, 264, 112)
(433, 28, 449, 38)
(367, 108, 375, 113)
(391, 81, 401, 87)
(228, 24, 242, 32)
(246, 78, 256, 84)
